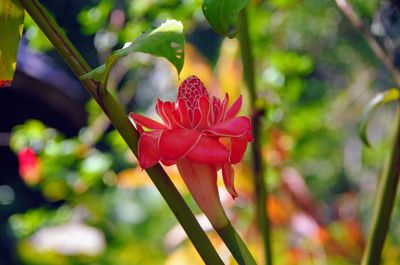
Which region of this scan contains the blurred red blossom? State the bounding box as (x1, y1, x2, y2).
(17, 147, 42, 185)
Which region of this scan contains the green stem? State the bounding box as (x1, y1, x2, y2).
(215, 223, 257, 265)
(175, 153, 257, 264)
(19, 1, 224, 264)
(238, 7, 272, 265)
(361, 106, 400, 265)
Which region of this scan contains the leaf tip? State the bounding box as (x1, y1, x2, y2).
(161, 19, 184, 33)
(357, 88, 400, 148)
(358, 126, 371, 148)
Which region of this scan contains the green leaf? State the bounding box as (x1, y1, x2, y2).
(358, 89, 400, 147)
(82, 19, 185, 86)
(0, 0, 24, 87)
(202, 0, 249, 37)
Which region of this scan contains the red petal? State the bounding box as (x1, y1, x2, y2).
(246, 131, 253, 142)
(216, 93, 229, 123)
(225, 95, 242, 120)
(207, 116, 251, 137)
(186, 136, 229, 164)
(192, 108, 201, 128)
(138, 131, 161, 168)
(159, 129, 201, 161)
(177, 99, 191, 128)
(136, 124, 144, 134)
(230, 136, 248, 164)
(163, 101, 180, 128)
(172, 109, 184, 129)
(211, 97, 219, 125)
(161, 159, 176, 166)
(197, 96, 211, 129)
(156, 99, 171, 127)
(222, 163, 238, 199)
(129, 113, 168, 130)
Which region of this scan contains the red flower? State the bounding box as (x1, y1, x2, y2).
(130, 75, 252, 227)
(18, 147, 42, 185)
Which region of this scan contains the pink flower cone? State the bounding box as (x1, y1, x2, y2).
(130, 75, 252, 227)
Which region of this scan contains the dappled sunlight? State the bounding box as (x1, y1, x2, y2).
(1, 0, 400, 264)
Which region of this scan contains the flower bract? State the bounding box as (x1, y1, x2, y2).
(130, 75, 252, 199)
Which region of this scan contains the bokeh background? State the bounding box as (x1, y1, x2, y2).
(1, 0, 399, 264)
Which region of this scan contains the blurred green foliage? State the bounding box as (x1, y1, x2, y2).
(6, 0, 400, 264)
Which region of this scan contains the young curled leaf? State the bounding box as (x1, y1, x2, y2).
(0, 0, 24, 87)
(202, 0, 249, 37)
(81, 19, 185, 87)
(358, 89, 400, 147)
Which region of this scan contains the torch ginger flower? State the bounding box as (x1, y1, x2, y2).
(130, 75, 252, 228)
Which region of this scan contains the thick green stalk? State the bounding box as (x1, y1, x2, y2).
(334, 0, 400, 262)
(216, 223, 257, 265)
(175, 155, 257, 264)
(238, 8, 272, 265)
(19, 1, 224, 264)
(361, 106, 400, 265)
